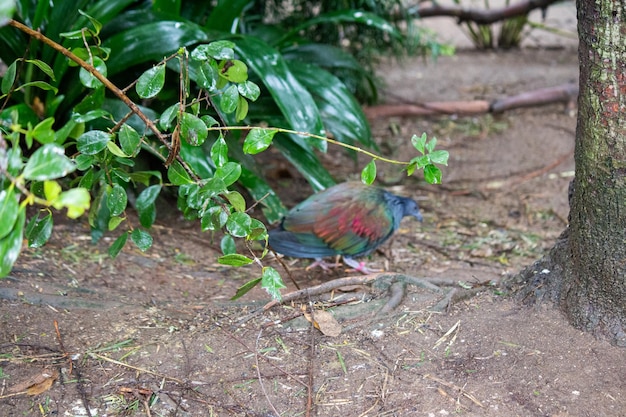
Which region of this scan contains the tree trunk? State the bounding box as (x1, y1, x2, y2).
(514, 1, 626, 346)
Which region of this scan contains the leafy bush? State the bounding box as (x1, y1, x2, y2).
(0, 0, 448, 299)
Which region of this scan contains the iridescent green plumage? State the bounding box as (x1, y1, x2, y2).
(269, 182, 422, 272)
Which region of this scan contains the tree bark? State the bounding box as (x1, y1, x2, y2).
(514, 1, 626, 346)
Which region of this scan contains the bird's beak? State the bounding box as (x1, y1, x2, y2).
(414, 212, 423, 222)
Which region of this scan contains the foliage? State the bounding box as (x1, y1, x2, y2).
(0, 0, 449, 300)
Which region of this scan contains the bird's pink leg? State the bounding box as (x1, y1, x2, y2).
(343, 257, 381, 274)
(305, 258, 341, 271)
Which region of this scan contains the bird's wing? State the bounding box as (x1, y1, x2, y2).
(282, 187, 394, 257)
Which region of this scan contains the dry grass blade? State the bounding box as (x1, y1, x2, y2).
(423, 373, 484, 408)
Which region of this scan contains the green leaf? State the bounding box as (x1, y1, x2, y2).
(361, 160, 377, 185)
(220, 235, 237, 255)
(79, 56, 107, 89)
(136, 63, 166, 99)
(409, 155, 431, 170)
(210, 135, 228, 167)
(224, 191, 246, 213)
(136, 185, 161, 228)
(193, 59, 218, 91)
(226, 212, 252, 237)
(220, 84, 239, 114)
(426, 137, 437, 154)
(235, 37, 326, 150)
(167, 161, 193, 185)
(131, 228, 153, 252)
(243, 128, 277, 155)
(231, 277, 262, 300)
(411, 133, 427, 154)
(238, 168, 287, 223)
(51, 188, 91, 219)
(107, 184, 127, 217)
(180, 112, 208, 146)
(32, 117, 56, 144)
(0, 188, 19, 239)
(429, 150, 450, 166)
(23, 144, 77, 181)
(1, 61, 16, 94)
(108, 216, 125, 231)
(261, 266, 286, 301)
(219, 59, 248, 83)
(424, 164, 443, 184)
(0, 205, 25, 277)
(72, 109, 110, 123)
(159, 104, 178, 130)
(199, 177, 226, 199)
(238, 80, 260, 101)
(214, 162, 241, 187)
(109, 232, 129, 258)
(119, 124, 141, 156)
(77, 130, 111, 155)
(201, 205, 229, 231)
(191, 41, 235, 60)
(235, 96, 249, 122)
(25, 211, 53, 248)
(24, 59, 56, 81)
(106, 141, 130, 158)
(248, 218, 268, 241)
(406, 161, 417, 177)
(218, 253, 254, 266)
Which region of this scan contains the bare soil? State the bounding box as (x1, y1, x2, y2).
(2, 14, 625, 417)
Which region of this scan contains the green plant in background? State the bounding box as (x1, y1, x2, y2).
(0, 0, 449, 300)
(455, 0, 528, 49)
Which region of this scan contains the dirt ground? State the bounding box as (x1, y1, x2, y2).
(2, 8, 626, 417)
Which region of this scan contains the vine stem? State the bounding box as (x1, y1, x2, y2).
(210, 126, 409, 166)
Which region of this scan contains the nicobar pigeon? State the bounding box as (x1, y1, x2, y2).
(268, 181, 423, 273)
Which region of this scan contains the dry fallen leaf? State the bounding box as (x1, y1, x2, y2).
(11, 368, 59, 396)
(304, 309, 342, 337)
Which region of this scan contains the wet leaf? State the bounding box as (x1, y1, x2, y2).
(77, 130, 111, 155)
(131, 228, 152, 252)
(25, 210, 53, 248)
(261, 266, 285, 301)
(109, 232, 128, 258)
(218, 253, 254, 266)
(136, 63, 166, 99)
(361, 160, 376, 185)
(0, 188, 19, 239)
(243, 128, 276, 155)
(23, 144, 76, 180)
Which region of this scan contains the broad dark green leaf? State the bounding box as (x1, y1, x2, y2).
(77, 130, 111, 155)
(192, 59, 218, 91)
(136, 63, 166, 99)
(191, 40, 235, 60)
(274, 134, 335, 191)
(109, 232, 129, 258)
(203, 0, 249, 32)
(215, 162, 241, 187)
(180, 140, 214, 179)
(0, 205, 24, 277)
(199, 177, 226, 199)
(235, 37, 326, 151)
(226, 211, 252, 238)
(220, 234, 237, 255)
(0, 188, 19, 239)
(25, 211, 53, 248)
(107, 184, 127, 216)
(72, 109, 111, 123)
(131, 228, 153, 252)
(261, 266, 285, 301)
(105, 21, 209, 75)
(288, 61, 374, 149)
(235, 96, 248, 122)
(238, 168, 287, 223)
(167, 161, 193, 185)
(243, 128, 276, 155)
(280, 10, 401, 44)
(180, 112, 208, 146)
(231, 277, 262, 300)
(23, 144, 77, 181)
(361, 160, 377, 185)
